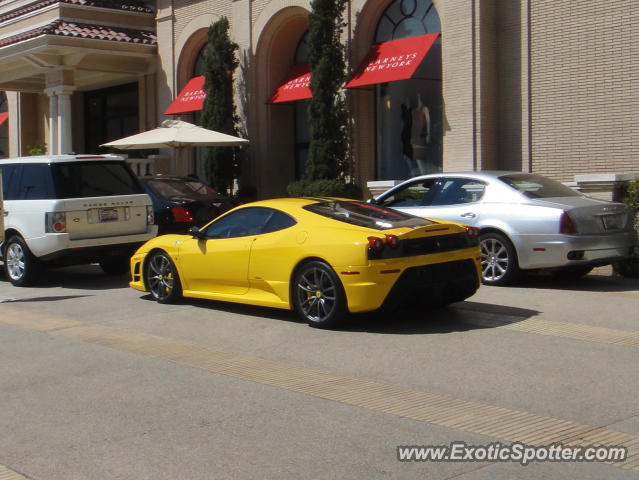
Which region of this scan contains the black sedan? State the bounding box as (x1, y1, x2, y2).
(139, 176, 236, 234)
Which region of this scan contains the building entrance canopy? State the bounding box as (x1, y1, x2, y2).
(345, 33, 440, 89)
(164, 76, 207, 115)
(267, 63, 312, 104)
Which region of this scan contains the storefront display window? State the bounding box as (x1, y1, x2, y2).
(86, 83, 138, 154)
(375, 0, 442, 180)
(0, 93, 8, 158)
(294, 32, 310, 179)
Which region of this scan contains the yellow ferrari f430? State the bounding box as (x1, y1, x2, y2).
(130, 198, 481, 328)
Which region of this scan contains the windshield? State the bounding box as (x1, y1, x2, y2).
(304, 200, 435, 230)
(498, 174, 581, 199)
(146, 178, 217, 199)
(52, 161, 144, 198)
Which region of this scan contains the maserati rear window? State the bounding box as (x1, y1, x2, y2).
(304, 201, 435, 230)
(499, 174, 581, 199)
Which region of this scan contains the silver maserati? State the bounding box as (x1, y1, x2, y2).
(371, 172, 636, 285)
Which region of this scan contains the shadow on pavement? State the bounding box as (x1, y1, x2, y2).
(517, 271, 639, 293)
(0, 264, 130, 291)
(0, 295, 93, 303)
(150, 294, 536, 335)
(343, 300, 538, 335)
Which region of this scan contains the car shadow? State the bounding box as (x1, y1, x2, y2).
(343, 301, 537, 334)
(147, 294, 536, 335)
(516, 270, 639, 293)
(0, 264, 130, 291)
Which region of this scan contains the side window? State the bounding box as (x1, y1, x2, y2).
(0, 164, 21, 200)
(18, 164, 54, 200)
(202, 207, 275, 239)
(262, 210, 296, 234)
(380, 178, 438, 207)
(430, 179, 486, 206)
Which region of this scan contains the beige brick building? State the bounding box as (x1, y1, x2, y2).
(0, 0, 636, 199)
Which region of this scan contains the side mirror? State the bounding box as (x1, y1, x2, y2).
(189, 226, 203, 239)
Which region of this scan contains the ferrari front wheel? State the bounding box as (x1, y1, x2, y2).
(145, 251, 182, 303)
(293, 261, 347, 328)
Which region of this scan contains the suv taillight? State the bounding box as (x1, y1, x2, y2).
(559, 212, 577, 234)
(146, 206, 155, 225)
(45, 212, 66, 233)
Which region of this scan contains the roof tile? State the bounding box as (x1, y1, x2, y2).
(0, 20, 157, 48)
(0, 0, 154, 23)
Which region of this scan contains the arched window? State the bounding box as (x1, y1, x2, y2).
(294, 31, 310, 179)
(374, 0, 442, 180)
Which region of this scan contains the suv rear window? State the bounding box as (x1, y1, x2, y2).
(304, 200, 435, 230)
(52, 161, 144, 198)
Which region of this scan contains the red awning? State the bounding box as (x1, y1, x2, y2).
(345, 33, 440, 89)
(0, 112, 8, 126)
(267, 63, 312, 104)
(164, 76, 207, 115)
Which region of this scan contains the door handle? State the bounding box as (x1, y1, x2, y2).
(460, 212, 476, 218)
(2, 210, 7, 217)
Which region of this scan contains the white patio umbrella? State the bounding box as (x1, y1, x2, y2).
(101, 119, 249, 171)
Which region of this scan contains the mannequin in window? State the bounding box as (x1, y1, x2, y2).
(411, 94, 431, 174)
(400, 103, 416, 176)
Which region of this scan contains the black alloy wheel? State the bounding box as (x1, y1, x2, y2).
(292, 261, 347, 328)
(144, 251, 182, 303)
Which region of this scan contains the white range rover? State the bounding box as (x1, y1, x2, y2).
(0, 154, 157, 286)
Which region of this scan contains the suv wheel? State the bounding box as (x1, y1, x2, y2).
(4, 236, 40, 286)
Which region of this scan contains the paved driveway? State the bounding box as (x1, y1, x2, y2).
(0, 265, 638, 479)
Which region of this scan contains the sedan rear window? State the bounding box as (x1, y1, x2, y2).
(498, 174, 581, 199)
(304, 201, 435, 230)
(52, 161, 144, 198)
(146, 178, 217, 199)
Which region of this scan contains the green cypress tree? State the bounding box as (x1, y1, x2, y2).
(199, 17, 240, 194)
(306, 0, 348, 181)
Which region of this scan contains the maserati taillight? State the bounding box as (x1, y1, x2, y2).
(559, 212, 577, 234)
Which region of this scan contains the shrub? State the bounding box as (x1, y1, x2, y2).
(614, 178, 639, 277)
(287, 179, 362, 199)
(26, 144, 47, 156)
(199, 17, 241, 194)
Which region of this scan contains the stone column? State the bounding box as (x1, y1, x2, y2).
(44, 87, 59, 154)
(56, 86, 75, 155)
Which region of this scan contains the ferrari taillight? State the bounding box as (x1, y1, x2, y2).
(465, 226, 480, 239)
(385, 234, 400, 248)
(367, 236, 385, 252)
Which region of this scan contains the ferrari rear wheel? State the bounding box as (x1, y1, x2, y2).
(480, 232, 519, 286)
(293, 261, 346, 328)
(145, 251, 182, 304)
